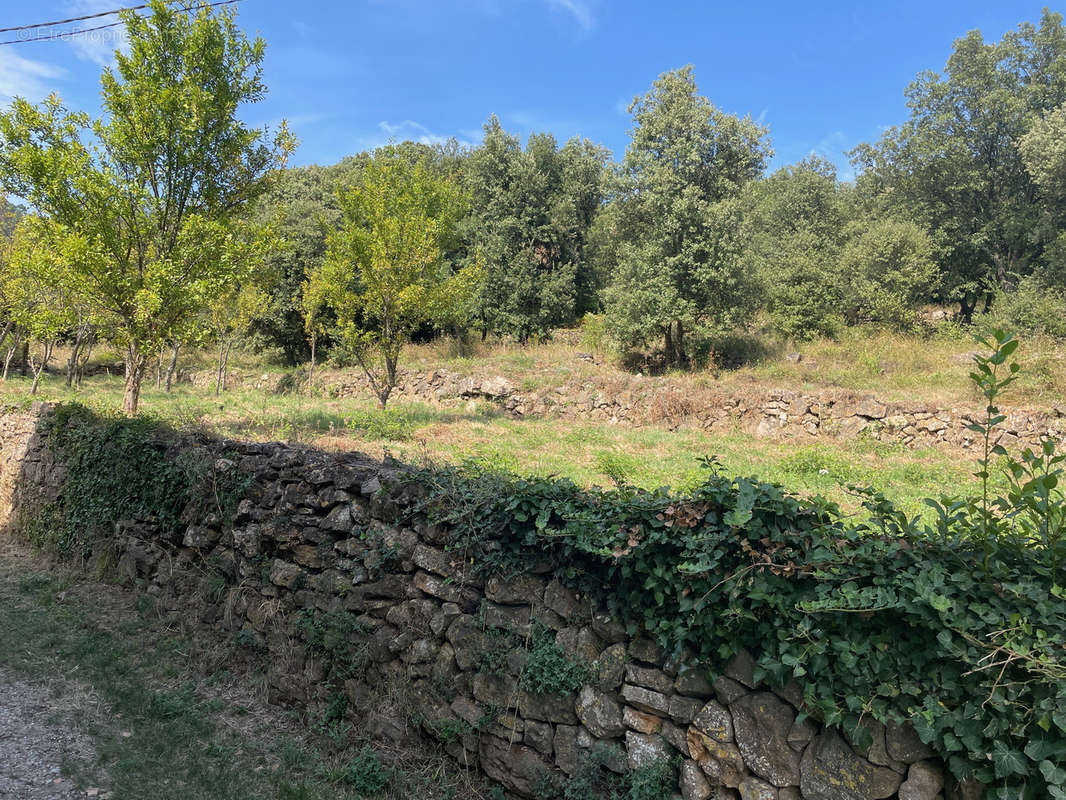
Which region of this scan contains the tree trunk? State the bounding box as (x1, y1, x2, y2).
(307, 331, 316, 396)
(65, 325, 89, 388)
(30, 340, 54, 395)
(75, 333, 95, 388)
(18, 341, 28, 377)
(123, 347, 147, 416)
(164, 342, 180, 392)
(3, 330, 23, 382)
(958, 296, 977, 324)
(215, 341, 226, 396)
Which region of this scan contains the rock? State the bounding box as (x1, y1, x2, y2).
(623, 706, 664, 734)
(486, 574, 545, 604)
(885, 722, 936, 764)
(593, 643, 627, 690)
(576, 686, 624, 738)
(622, 684, 671, 715)
(799, 730, 875, 800)
(629, 638, 663, 664)
(899, 760, 944, 800)
(714, 675, 749, 706)
(479, 735, 549, 796)
(675, 667, 715, 697)
(786, 716, 816, 751)
(626, 731, 672, 770)
(693, 700, 733, 743)
(524, 719, 553, 755)
(946, 777, 985, 800)
(731, 693, 800, 787)
(519, 690, 577, 724)
(472, 672, 517, 708)
(625, 664, 674, 694)
(554, 725, 579, 774)
(483, 602, 531, 635)
(724, 651, 757, 688)
(479, 376, 513, 398)
(681, 759, 713, 800)
(738, 777, 779, 800)
(544, 580, 584, 620)
(269, 559, 305, 589)
(669, 694, 705, 725)
(689, 727, 747, 788)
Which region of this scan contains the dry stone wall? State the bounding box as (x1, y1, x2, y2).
(190, 366, 1066, 453)
(0, 406, 980, 800)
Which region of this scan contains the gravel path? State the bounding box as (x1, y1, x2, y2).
(0, 669, 100, 799)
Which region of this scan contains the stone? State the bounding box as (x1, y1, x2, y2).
(519, 690, 578, 725)
(544, 580, 584, 620)
(693, 700, 733, 743)
(871, 766, 903, 799)
(669, 694, 705, 725)
(554, 725, 579, 774)
(738, 777, 778, 800)
(621, 684, 670, 715)
(886, 722, 936, 764)
(786, 716, 816, 752)
(799, 730, 875, 800)
(472, 672, 517, 708)
(688, 727, 747, 788)
(478, 735, 549, 797)
(629, 637, 663, 664)
(681, 759, 713, 800)
(576, 686, 624, 739)
(946, 777, 985, 800)
(714, 675, 749, 706)
(899, 760, 944, 800)
(675, 667, 715, 697)
(623, 706, 664, 734)
(524, 719, 553, 755)
(411, 544, 456, 578)
(625, 664, 674, 694)
(724, 649, 757, 688)
(269, 559, 305, 589)
(483, 602, 531, 635)
(593, 643, 627, 690)
(485, 573, 545, 604)
(626, 731, 671, 770)
(731, 693, 801, 787)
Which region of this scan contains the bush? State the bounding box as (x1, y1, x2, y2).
(984, 277, 1066, 339)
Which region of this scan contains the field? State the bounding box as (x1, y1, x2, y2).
(5, 326, 1054, 519)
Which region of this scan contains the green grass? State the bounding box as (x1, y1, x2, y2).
(0, 366, 989, 518)
(0, 559, 491, 800)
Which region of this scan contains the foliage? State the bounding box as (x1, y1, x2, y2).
(850, 10, 1066, 318)
(0, 0, 294, 413)
(985, 277, 1066, 340)
(462, 117, 610, 341)
(519, 623, 592, 696)
(306, 146, 479, 407)
(35, 403, 248, 557)
(341, 747, 391, 796)
(602, 67, 770, 364)
(418, 335, 1066, 799)
(837, 217, 938, 331)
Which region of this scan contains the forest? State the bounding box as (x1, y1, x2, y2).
(0, 3, 1064, 415)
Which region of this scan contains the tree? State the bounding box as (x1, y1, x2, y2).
(1019, 102, 1066, 288)
(838, 218, 938, 330)
(850, 10, 1066, 319)
(462, 116, 609, 342)
(0, 0, 293, 413)
(306, 147, 480, 408)
(740, 157, 852, 339)
(602, 66, 770, 365)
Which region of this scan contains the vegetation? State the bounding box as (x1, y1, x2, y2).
(419, 332, 1066, 799)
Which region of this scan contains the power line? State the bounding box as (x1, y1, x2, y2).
(0, 0, 243, 47)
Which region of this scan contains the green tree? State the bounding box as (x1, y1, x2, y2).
(462, 116, 609, 342)
(1019, 102, 1066, 288)
(0, 0, 293, 413)
(850, 10, 1066, 319)
(602, 66, 770, 365)
(740, 157, 852, 339)
(306, 147, 480, 408)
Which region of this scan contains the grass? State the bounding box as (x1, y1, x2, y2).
(0, 552, 492, 800)
(0, 365, 989, 519)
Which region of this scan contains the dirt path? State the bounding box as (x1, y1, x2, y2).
(0, 669, 102, 799)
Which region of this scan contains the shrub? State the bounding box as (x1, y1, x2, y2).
(984, 276, 1066, 340)
(341, 747, 390, 796)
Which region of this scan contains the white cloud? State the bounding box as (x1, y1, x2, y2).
(63, 0, 130, 66)
(543, 0, 595, 30)
(0, 50, 65, 102)
(360, 120, 476, 150)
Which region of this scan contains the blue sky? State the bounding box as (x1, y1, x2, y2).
(0, 0, 1057, 178)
